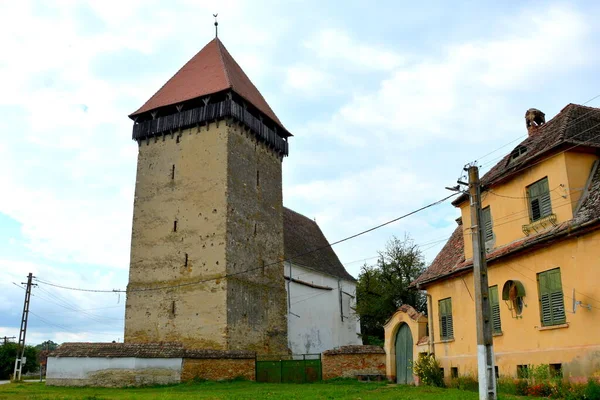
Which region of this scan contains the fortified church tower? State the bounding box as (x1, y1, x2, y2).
(124, 37, 291, 353)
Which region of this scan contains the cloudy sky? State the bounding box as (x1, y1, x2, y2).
(1, 0, 599, 344)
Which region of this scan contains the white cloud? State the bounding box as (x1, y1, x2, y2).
(304, 29, 405, 71)
(285, 65, 332, 95)
(303, 5, 592, 147)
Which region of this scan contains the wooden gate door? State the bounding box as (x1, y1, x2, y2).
(395, 323, 414, 384)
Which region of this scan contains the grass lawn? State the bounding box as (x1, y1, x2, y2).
(0, 380, 526, 400)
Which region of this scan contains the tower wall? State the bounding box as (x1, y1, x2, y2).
(124, 122, 230, 349)
(225, 124, 288, 353)
(124, 120, 288, 353)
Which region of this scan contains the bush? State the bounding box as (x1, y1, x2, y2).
(448, 376, 478, 392)
(586, 378, 600, 400)
(497, 377, 517, 395)
(412, 354, 445, 388)
(515, 379, 529, 396)
(526, 382, 553, 397)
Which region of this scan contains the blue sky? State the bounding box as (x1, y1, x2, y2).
(1, 0, 599, 344)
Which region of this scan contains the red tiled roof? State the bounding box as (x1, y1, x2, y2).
(411, 222, 465, 287)
(413, 106, 600, 287)
(130, 38, 283, 127)
(49, 342, 255, 359)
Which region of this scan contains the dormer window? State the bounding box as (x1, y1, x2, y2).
(527, 177, 552, 222)
(510, 145, 527, 161)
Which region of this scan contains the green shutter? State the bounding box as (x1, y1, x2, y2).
(489, 286, 502, 334)
(482, 207, 494, 242)
(439, 298, 454, 340)
(528, 178, 552, 221)
(538, 269, 566, 326)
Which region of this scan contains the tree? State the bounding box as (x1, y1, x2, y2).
(34, 341, 58, 352)
(355, 234, 426, 344)
(0, 343, 39, 380)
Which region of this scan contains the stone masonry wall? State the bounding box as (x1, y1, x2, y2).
(181, 358, 255, 381)
(46, 357, 182, 387)
(322, 346, 386, 380)
(225, 123, 288, 354)
(124, 122, 229, 348)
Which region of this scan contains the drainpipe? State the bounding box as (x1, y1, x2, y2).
(425, 292, 435, 356)
(417, 283, 435, 356)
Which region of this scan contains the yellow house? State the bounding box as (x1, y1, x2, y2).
(395, 104, 600, 382)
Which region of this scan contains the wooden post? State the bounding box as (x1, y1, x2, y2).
(468, 166, 497, 400)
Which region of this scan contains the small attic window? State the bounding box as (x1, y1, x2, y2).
(510, 145, 527, 161)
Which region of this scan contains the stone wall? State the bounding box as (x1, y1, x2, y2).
(322, 346, 386, 380)
(225, 123, 288, 354)
(46, 357, 182, 387)
(182, 358, 255, 381)
(124, 122, 230, 349)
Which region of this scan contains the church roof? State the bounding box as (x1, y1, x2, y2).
(130, 38, 283, 128)
(283, 208, 356, 282)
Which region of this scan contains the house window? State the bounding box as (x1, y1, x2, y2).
(451, 367, 458, 379)
(527, 177, 552, 222)
(489, 285, 502, 334)
(482, 206, 494, 244)
(517, 365, 529, 378)
(549, 364, 562, 378)
(537, 268, 566, 326)
(439, 298, 454, 340)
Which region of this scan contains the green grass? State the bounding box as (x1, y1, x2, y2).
(0, 380, 526, 400)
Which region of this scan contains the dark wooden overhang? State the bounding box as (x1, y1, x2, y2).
(129, 90, 291, 157)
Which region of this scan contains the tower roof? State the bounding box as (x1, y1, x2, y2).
(130, 38, 283, 128)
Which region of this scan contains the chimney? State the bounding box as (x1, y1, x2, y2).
(525, 108, 545, 136)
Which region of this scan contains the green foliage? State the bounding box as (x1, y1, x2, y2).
(34, 340, 58, 351)
(363, 336, 384, 347)
(514, 379, 529, 396)
(412, 354, 445, 388)
(496, 377, 517, 395)
(0, 343, 39, 380)
(356, 235, 426, 341)
(447, 376, 478, 392)
(586, 378, 600, 400)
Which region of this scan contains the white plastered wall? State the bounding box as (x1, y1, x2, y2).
(285, 262, 361, 354)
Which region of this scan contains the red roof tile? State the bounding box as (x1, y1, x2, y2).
(453, 104, 600, 206)
(130, 38, 283, 127)
(413, 109, 600, 287)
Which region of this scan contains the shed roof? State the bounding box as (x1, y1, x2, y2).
(283, 207, 356, 282)
(130, 38, 283, 129)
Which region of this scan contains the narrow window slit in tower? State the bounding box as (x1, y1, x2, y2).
(173, 220, 177, 232)
(254, 223, 257, 236)
(171, 165, 175, 180)
(184, 253, 188, 267)
(171, 301, 176, 316)
(257, 170, 260, 187)
(176, 135, 181, 144)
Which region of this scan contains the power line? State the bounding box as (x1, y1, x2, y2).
(34, 192, 459, 294)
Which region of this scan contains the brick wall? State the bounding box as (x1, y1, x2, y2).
(182, 358, 255, 381)
(322, 345, 386, 380)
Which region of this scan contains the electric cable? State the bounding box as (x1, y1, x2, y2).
(34, 192, 459, 294)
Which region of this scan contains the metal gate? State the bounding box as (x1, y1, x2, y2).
(256, 354, 322, 383)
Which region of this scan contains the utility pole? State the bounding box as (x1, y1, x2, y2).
(467, 165, 497, 400)
(13, 273, 34, 382)
(2, 336, 16, 345)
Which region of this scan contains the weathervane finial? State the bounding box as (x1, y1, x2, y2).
(213, 13, 218, 38)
